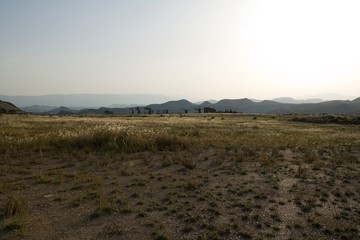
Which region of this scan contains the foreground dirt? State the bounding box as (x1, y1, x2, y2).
(1, 148, 359, 240)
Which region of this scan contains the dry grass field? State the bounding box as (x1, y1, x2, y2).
(0, 114, 359, 240)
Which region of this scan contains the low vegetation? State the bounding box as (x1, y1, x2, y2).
(291, 114, 360, 125)
(0, 114, 359, 239)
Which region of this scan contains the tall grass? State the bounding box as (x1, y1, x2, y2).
(51, 130, 190, 153)
(0, 115, 194, 154)
(1, 114, 359, 156)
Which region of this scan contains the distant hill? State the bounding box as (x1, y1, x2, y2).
(20, 105, 58, 113)
(353, 97, 360, 103)
(195, 99, 218, 105)
(78, 107, 130, 115)
(107, 103, 142, 108)
(213, 98, 254, 111)
(146, 99, 196, 113)
(0, 100, 23, 114)
(44, 106, 79, 115)
(278, 100, 355, 114)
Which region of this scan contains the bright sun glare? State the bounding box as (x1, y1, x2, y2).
(244, 0, 360, 85)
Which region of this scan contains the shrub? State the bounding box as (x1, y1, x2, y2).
(114, 131, 130, 150)
(3, 196, 26, 219)
(115, 131, 152, 153)
(91, 130, 114, 150)
(304, 149, 319, 163)
(178, 154, 196, 169)
(69, 135, 92, 150)
(58, 130, 145, 152)
(154, 135, 190, 151)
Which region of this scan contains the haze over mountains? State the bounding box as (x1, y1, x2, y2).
(37, 97, 360, 115)
(0, 94, 173, 109)
(1, 94, 360, 115)
(1, 94, 357, 108)
(271, 97, 324, 104)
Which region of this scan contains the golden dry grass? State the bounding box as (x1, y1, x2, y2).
(0, 114, 359, 239)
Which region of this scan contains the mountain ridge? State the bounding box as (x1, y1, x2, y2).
(0, 94, 173, 108)
(38, 97, 360, 115)
(3, 94, 357, 108)
(2, 96, 360, 115)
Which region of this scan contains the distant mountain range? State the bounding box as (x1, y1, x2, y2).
(1, 95, 360, 115)
(0, 94, 343, 110)
(35, 97, 360, 115)
(0, 94, 173, 108)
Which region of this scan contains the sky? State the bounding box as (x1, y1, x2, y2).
(1, 0, 360, 101)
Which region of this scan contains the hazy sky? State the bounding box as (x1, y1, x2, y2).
(1, 0, 359, 100)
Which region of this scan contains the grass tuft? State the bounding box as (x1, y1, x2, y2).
(3, 196, 26, 219)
